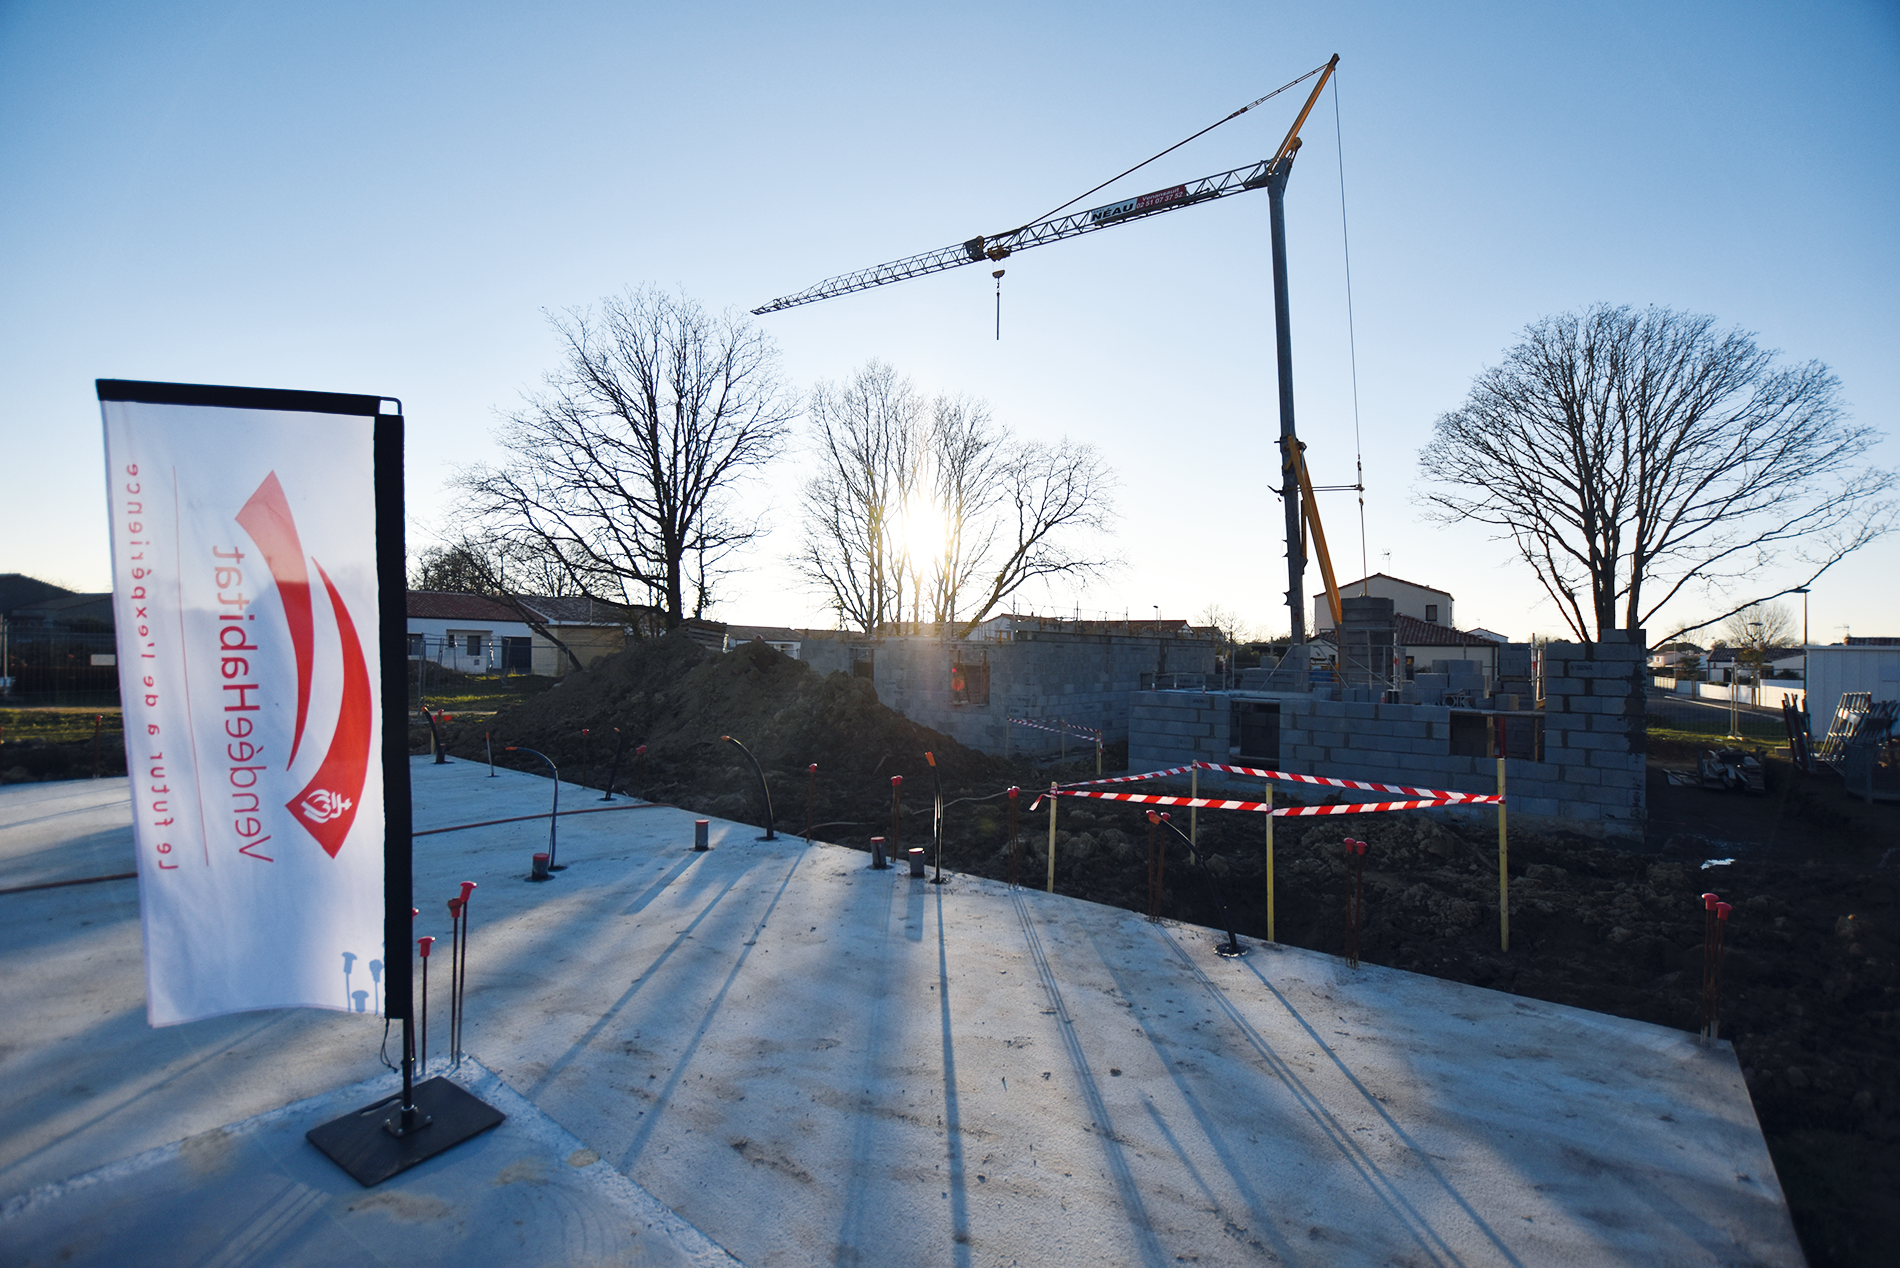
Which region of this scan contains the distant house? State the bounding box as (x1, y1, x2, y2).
(1312, 574, 1453, 634)
(513, 595, 662, 676)
(406, 591, 664, 677)
(1317, 614, 1502, 686)
(675, 620, 810, 660)
(406, 592, 535, 674)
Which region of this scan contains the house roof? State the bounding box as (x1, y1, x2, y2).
(1315, 615, 1499, 649)
(725, 624, 805, 645)
(1313, 573, 1454, 602)
(1393, 615, 1498, 648)
(514, 595, 657, 627)
(407, 591, 527, 623)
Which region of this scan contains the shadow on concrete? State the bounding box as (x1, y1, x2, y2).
(1011, 890, 1168, 1268)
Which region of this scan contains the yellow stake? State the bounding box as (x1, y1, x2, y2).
(1498, 754, 1509, 952)
(1265, 781, 1276, 943)
(1046, 780, 1058, 894)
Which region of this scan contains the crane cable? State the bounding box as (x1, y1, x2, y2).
(1333, 68, 1370, 596)
(1007, 62, 1333, 236)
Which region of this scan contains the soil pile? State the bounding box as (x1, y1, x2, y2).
(433, 633, 1005, 837)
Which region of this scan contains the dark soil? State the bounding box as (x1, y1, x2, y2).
(434, 634, 1898, 1267)
(0, 716, 127, 783)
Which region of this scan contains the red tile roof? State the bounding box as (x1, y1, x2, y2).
(406, 591, 526, 622)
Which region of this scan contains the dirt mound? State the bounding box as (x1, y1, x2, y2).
(435, 633, 1004, 835)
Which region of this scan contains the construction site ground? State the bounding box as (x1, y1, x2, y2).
(3, 762, 1801, 1266)
(2, 632, 1894, 1264)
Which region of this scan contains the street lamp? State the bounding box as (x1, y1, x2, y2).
(1792, 587, 1811, 723)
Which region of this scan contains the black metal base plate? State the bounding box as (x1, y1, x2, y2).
(306, 1075, 505, 1187)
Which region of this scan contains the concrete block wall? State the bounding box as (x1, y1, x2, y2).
(799, 630, 1214, 756)
(1128, 631, 1650, 837)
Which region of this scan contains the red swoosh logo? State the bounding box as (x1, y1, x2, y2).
(236, 473, 314, 765)
(286, 561, 372, 859)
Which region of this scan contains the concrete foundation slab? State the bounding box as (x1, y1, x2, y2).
(1, 763, 1803, 1266)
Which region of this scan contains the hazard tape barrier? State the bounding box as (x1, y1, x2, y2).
(1059, 765, 1195, 789)
(1053, 760, 1491, 806)
(1035, 788, 1499, 815)
(1009, 716, 1103, 741)
(1191, 761, 1493, 804)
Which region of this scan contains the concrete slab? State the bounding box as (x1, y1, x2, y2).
(0, 762, 1805, 1266)
(1, 1061, 738, 1267)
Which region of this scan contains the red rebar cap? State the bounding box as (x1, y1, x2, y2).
(1160, 812, 1172, 822)
(1146, 810, 1160, 823)
(418, 936, 435, 957)
(410, 907, 419, 918)
(1717, 902, 1732, 920)
(808, 763, 818, 773)
(891, 775, 903, 786)
(1703, 892, 1720, 910)
(1356, 840, 1368, 855)
(581, 728, 590, 736)
(448, 897, 464, 917)
(460, 881, 477, 900)
(1008, 786, 1019, 798)
(636, 745, 648, 756)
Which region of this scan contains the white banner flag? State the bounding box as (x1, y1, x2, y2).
(100, 385, 388, 1025)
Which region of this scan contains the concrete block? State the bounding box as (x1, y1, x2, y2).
(1557, 800, 1605, 821)
(1514, 796, 1563, 817)
(1559, 764, 1604, 787)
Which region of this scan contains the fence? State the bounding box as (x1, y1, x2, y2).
(1645, 685, 1789, 744)
(0, 622, 121, 708)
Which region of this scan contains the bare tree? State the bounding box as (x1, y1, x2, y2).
(797, 362, 925, 634)
(799, 361, 1117, 636)
(1418, 305, 1893, 644)
(952, 438, 1118, 638)
(456, 287, 794, 628)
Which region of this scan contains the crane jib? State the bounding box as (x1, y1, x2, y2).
(1088, 183, 1189, 225)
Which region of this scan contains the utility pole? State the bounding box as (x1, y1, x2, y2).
(1268, 143, 1306, 652)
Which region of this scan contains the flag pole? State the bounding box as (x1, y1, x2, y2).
(307, 402, 504, 1185)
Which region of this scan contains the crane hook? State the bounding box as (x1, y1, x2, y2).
(992, 269, 1005, 341)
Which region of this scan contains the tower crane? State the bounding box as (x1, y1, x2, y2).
(752, 55, 1347, 650)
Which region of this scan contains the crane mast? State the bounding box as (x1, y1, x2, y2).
(753, 56, 1343, 656)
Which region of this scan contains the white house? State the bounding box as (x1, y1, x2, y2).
(406, 592, 535, 674)
(1313, 574, 1453, 634)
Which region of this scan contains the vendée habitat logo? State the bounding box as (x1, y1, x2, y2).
(232, 471, 372, 860)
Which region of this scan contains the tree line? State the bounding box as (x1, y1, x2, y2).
(421, 289, 1891, 651)
(422, 286, 1117, 637)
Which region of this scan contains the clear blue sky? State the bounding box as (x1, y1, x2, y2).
(4, 1, 1896, 644)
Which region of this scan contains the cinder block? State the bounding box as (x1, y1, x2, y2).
(1515, 796, 1563, 817)
(1557, 800, 1605, 821)
(1341, 702, 1377, 720)
(1558, 764, 1604, 787)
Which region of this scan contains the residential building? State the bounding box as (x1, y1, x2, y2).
(1312, 574, 1453, 633)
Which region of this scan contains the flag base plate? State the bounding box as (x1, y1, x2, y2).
(306, 1075, 504, 1186)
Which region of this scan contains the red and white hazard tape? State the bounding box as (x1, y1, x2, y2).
(1039, 788, 1500, 815)
(1059, 765, 1194, 789)
(1192, 761, 1491, 804)
(1010, 716, 1103, 741)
